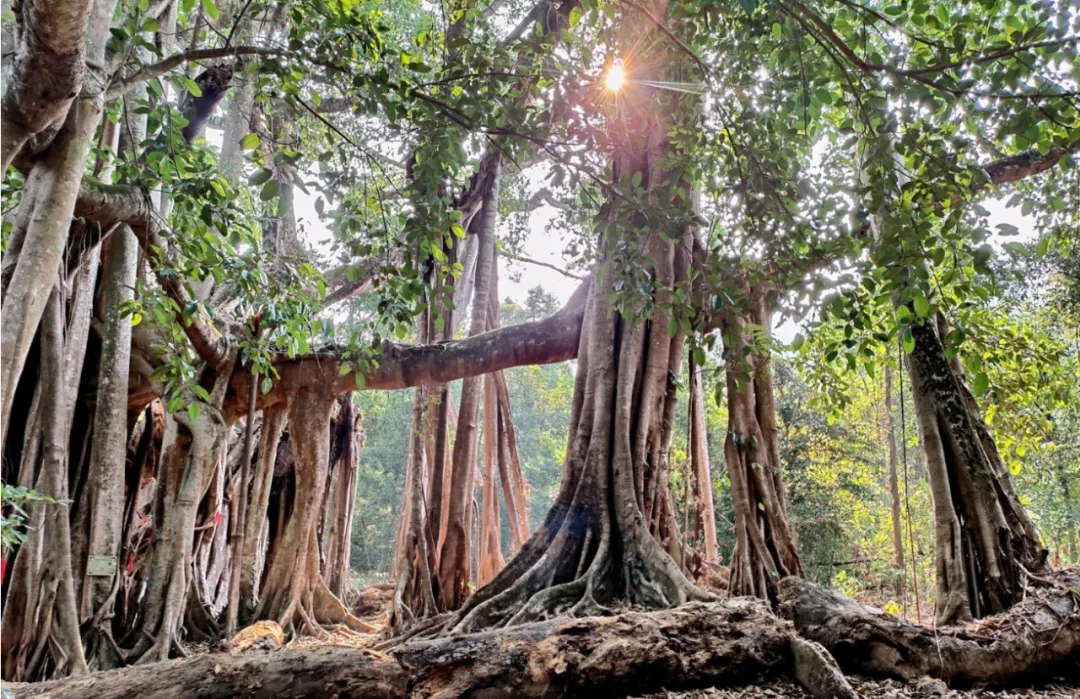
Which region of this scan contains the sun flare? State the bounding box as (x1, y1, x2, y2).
(605, 59, 626, 92)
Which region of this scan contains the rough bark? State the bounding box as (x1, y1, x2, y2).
(1, 99, 100, 452)
(904, 316, 1048, 624)
(780, 570, 1080, 685)
(722, 296, 803, 600)
(0, 0, 93, 171)
(71, 222, 139, 625)
(15, 599, 794, 699)
(0, 287, 88, 681)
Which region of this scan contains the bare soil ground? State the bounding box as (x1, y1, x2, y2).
(633, 678, 1080, 699)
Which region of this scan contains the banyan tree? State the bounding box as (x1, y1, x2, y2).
(1, 0, 1078, 692)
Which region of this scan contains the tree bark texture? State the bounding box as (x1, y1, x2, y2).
(904, 316, 1048, 624)
(721, 294, 803, 600)
(0, 287, 88, 681)
(780, 571, 1080, 685)
(253, 373, 374, 635)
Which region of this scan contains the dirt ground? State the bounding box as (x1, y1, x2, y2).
(632, 678, 1080, 699)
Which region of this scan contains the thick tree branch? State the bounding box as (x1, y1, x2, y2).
(0, 0, 94, 171)
(225, 276, 590, 417)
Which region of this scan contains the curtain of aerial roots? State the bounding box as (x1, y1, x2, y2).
(722, 292, 803, 600)
(253, 374, 375, 636)
(324, 396, 363, 599)
(903, 312, 1048, 625)
(435, 158, 503, 612)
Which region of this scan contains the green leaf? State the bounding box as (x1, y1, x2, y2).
(141, 17, 161, 32)
(261, 376, 273, 394)
(568, 5, 582, 27)
(913, 294, 930, 318)
(188, 401, 201, 422)
(201, 0, 218, 21)
(790, 333, 805, 351)
(355, 373, 366, 389)
(972, 244, 993, 267)
(260, 180, 280, 201)
(972, 372, 989, 396)
(771, 22, 782, 40)
(902, 327, 915, 354)
(339, 363, 352, 375)
(182, 76, 202, 97)
(239, 133, 261, 150)
(130, 313, 142, 326)
(631, 171, 642, 188)
(896, 306, 912, 323)
(250, 168, 273, 185)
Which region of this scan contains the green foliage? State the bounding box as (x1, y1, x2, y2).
(1, 484, 63, 551)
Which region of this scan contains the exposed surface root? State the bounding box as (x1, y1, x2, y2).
(779, 570, 1080, 685)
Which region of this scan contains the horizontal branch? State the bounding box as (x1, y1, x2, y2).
(224, 276, 590, 417)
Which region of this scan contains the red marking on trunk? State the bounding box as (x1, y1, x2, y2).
(127, 552, 135, 574)
(214, 510, 222, 525)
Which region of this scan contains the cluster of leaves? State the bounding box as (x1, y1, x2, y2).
(0, 484, 65, 551)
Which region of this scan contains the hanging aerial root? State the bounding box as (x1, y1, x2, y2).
(779, 570, 1080, 685)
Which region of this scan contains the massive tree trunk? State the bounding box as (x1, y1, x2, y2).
(721, 293, 803, 599)
(432, 241, 705, 632)
(903, 314, 1049, 625)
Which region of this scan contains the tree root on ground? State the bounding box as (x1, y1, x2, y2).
(14, 575, 1080, 699)
(779, 569, 1080, 685)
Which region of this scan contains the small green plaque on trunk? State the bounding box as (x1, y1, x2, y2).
(87, 556, 117, 577)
